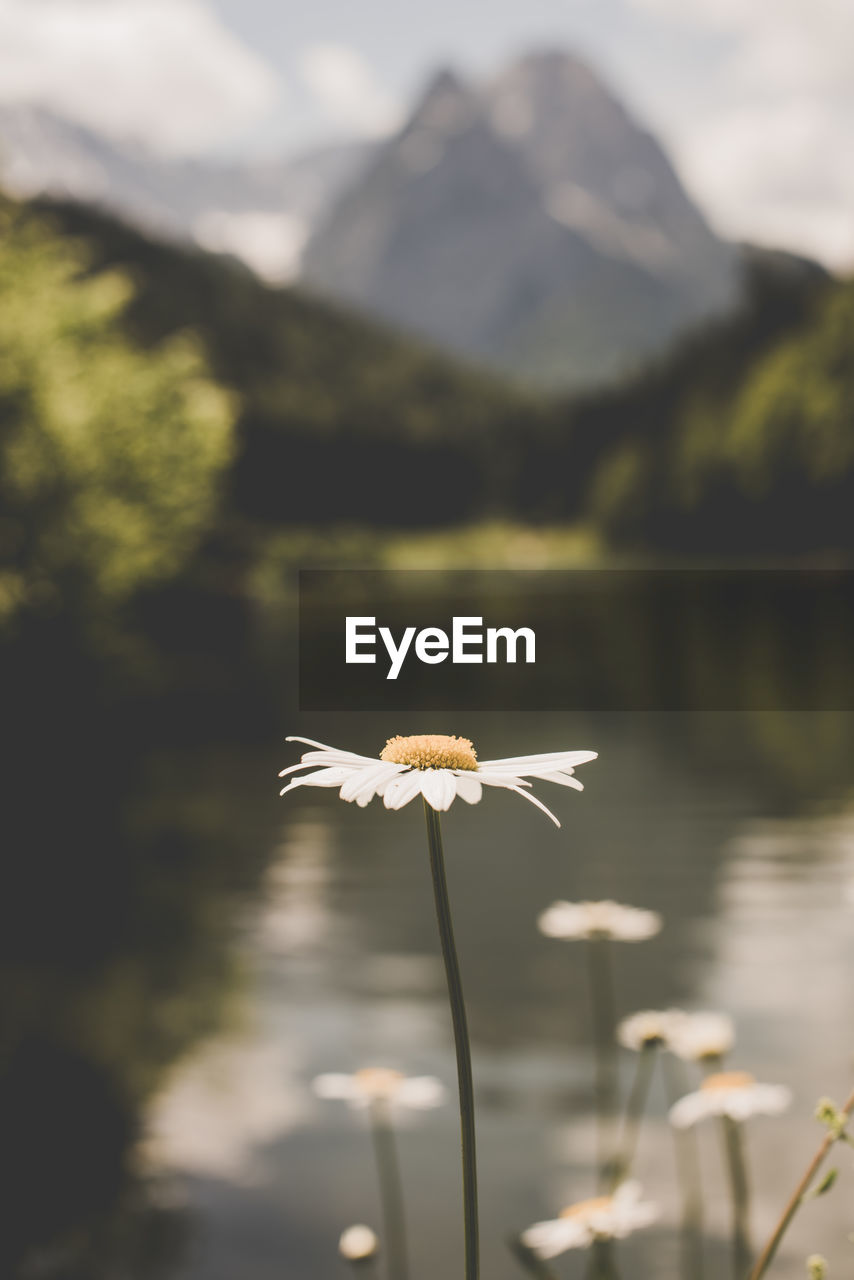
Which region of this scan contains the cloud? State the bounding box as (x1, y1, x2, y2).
(626, 0, 854, 267)
(0, 0, 281, 157)
(682, 99, 854, 267)
(298, 43, 401, 137)
(193, 210, 309, 284)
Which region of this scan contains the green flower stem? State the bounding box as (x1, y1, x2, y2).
(585, 1240, 623, 1280)
(720, 1116, 751, 1278)
(662, 1054, 705, 1280)
(748, 1084, 854, 1280)
(369, 1098, 409, 1280)
(611, 1043, 658, 1189)
(423, 799, 479, 1280)
(586, 935, 620, 1189)
(344, 1256, 380, 1279)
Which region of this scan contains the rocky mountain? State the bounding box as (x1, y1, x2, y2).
(0, 51, 759, 390)
(0, 103, 371, 282)
(301, 51, 741, 389)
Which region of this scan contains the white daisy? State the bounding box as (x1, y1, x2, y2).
(312, 1067, 445, 1112)
(668, 1012, 735, 1063)
(669, 1071, 792, 1129)
(537, 900, 662, 942)
(279, 734, 597, 827)
(339, 1225, 380, 1261)
(521, 1181, 659, 1259)
(617, 1009, 688, 1052)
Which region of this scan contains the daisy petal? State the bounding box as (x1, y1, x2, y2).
(503, 784, 561, 827)
(479, 750, 598, 770)
(340, 762, 406, 806)
(756, 1084, 793, 1114)
(278, 760, 317, 779)
(398, 1077, 445, 1109)
(279, 767, 356, 795)
(312, 1074, 362, 1102)
(520, 770, 584, 790)
(474, 771, 532, 789)
(421, 769, 457, 811)
(286, 736, 377, 764)
(383, 770, 428, 811)
(521, 1218, 590, 1258)
(291, 749, 378, 768)
(277, 756, 361, 778)
(669, 1093, 712, 1129)
(452, 773, 483, 804)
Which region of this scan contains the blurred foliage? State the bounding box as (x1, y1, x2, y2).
(0, 198, 233, 627)
(30, 198, 847, 559)
(579, 255, 853, 553)
(725, 283, 854, 489)
(0, 615, 276, 1274)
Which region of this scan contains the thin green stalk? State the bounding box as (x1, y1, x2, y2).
(344, 1257, 380, 1279)
(585, 1239, 623, 1280)
(423, 799, 478, 1280)
(748, 1084, 854, 1280)
(369, 1098, 409, 1280)
(611, 1044, 658, 1189)
(586, 935, 620, 1190)
(719, 1116, 751, 1278)
(662, 1054, 705, 1280)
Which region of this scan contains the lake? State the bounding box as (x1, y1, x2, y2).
(3, 590, 854, 1279)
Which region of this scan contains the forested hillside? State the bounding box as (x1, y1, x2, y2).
(35, 199, 548, 530)
(2, 193, 849, 591)
(571, 253, 848, 553)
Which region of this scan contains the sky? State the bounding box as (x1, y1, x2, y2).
(0, 0, 851, 268)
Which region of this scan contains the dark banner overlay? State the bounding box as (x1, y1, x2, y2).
(299, 569, 854, 712)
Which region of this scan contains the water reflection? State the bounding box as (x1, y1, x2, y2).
(144, 718, 854, 1277)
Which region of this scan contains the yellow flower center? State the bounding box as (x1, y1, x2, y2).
(355, 1067, 405, 1099)
(560, 1196, 613, 1220)
(701, 1070, 755, 1092)
(380, 734, 478, 771)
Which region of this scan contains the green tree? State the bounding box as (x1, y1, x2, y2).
(725, 282, 854, 492)
(0, 201, 233, 624)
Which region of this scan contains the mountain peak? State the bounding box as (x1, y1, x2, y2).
(404, 66, 479, 138)
(420, 66, 469, 98)
(301, 46, 739, 389)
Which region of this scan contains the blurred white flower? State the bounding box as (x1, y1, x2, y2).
(312, 1068, 445, 1112)
(669, 1071, 792, 1129)
(280, 734, 597, 826)
(617, 1008, 688, 1051)
(339, 1224, 380, 1261)
(668, 1012, 735, 1062)
(538, 900, 662, 941)
(521, 1181, 659, 1258)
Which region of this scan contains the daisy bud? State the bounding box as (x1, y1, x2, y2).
(815, 1097, 846, 1138)
(339, 1225, 379, 1263)
(807, 1255, 828, 1279)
